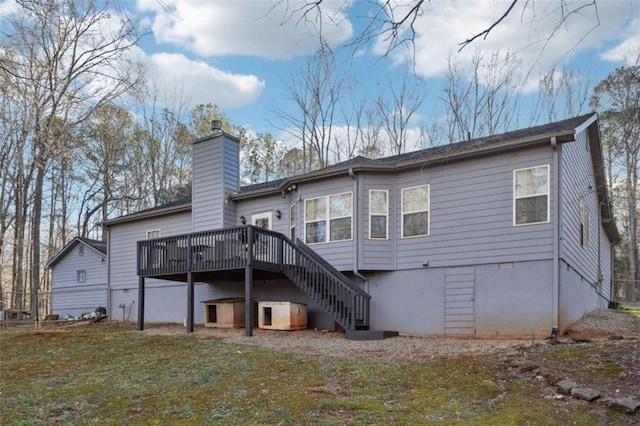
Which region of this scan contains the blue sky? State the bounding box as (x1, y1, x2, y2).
(4, 0, 639, 146)
(127, 0, 640, 146)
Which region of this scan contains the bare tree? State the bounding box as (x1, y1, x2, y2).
(0, 0, 143, 313)
(376, 70, 427, 155)
(132, 79, 194, 208)
(333, 96, 385, 162)
(441, 51, 521, 142)
(277, 1, 602, 58)
(592, 64, 640, 301)
(530, 67, 592, 124)
(78, 103, 136, 237)
(276, 49, 348, 170)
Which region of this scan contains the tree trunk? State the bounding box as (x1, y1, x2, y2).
(30, 161, 45, 319)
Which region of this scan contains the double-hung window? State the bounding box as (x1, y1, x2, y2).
(401, 185, 430, 238)
(77, 270, 86, 283)
(513, 165, 550, 225)
(304, 192, 352, 244)
(369, 190, 388, 239)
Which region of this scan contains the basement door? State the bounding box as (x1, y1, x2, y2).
(444, 266, 476, 336)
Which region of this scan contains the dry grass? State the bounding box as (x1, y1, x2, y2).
(1, 322, 631, 425)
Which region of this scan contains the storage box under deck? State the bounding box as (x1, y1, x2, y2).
(258, 301, 307, 330)
(202, 298, 245, 328)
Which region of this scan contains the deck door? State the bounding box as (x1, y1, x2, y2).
(251, 212, 272, 230)
(251, 212, 272, 260)
(444, 266, 476, 336)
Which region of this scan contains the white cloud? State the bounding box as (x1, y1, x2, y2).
(0, 0, 19, 16)
(374, 0, 638, 80)
(601, 18, 640, 64)
(135, 0, 354, 59)
(144, 52, 265, 108)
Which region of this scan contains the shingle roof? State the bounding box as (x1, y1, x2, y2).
(104, 114, 599, 225)
(101, 196, 192, 226)
(234, 113, 595, 198)
(77, 237, 107, 255)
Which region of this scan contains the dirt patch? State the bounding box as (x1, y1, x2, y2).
(509, 309, 640, 422)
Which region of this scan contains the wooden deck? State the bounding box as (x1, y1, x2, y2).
(136, 226, 371, 335)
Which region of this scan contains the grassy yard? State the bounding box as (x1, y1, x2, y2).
(0, 323, 625, 425)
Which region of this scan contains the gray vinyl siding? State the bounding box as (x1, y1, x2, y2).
(51, 244, 107, 316)
(222, 137, 239, 228)
(236, 193, 291, 235)
(394, 146, 555, 269)
(192, 134, 239, 232)
(560, 130, 613, 300)
(108, 211, 192, 292)
(297, 175, 355, 270)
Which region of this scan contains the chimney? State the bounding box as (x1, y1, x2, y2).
(191, 127, 239, 232)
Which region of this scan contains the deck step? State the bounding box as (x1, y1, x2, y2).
(345, 330, 399, 341)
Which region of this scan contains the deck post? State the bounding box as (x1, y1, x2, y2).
(187, 271, 194, 333)
(244, 265, 253, 337)
(245, 226, 254, 337)
(137, 276, 145, 330)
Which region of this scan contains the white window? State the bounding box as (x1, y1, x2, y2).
(402, 185, 430, 238)
(513, 165, 550, 225)
(290, 203, 296, 241)
(77, 270, 86, 283)
(304, 192, 352, 244)
(369, 190, 388, 239)
(580, 198, 590, 246)
(146, 229, 161, 240)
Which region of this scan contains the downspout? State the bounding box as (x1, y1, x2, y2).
(597, 202, 603, 290)
(348, 168, 368, 288)
(550, 136, 560, 338)
(106, 228, 111, 320)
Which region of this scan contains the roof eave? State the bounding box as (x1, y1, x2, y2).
(231, 130, 576, 200)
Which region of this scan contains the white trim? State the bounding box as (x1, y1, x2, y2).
(369, 189, 389, 240)
(289, 203, 296, 240)
(580, 198, 590, 247)
(251, 212, 272, 230)
(513, 164, 551, 226)
(401, 184, 430, 238)
(304, 191, 353, 244)
(574, 113, 597, 135)
(146, 229, 161, 240)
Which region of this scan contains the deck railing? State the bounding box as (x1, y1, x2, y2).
(136, 226, 370, 330)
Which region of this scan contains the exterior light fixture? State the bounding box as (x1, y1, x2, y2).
(240, 216, 246, 225)
(275, 210, 282, 219)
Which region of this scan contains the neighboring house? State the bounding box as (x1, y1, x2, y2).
(102, 114, 619, 339)
(46, 237, 108, 317)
